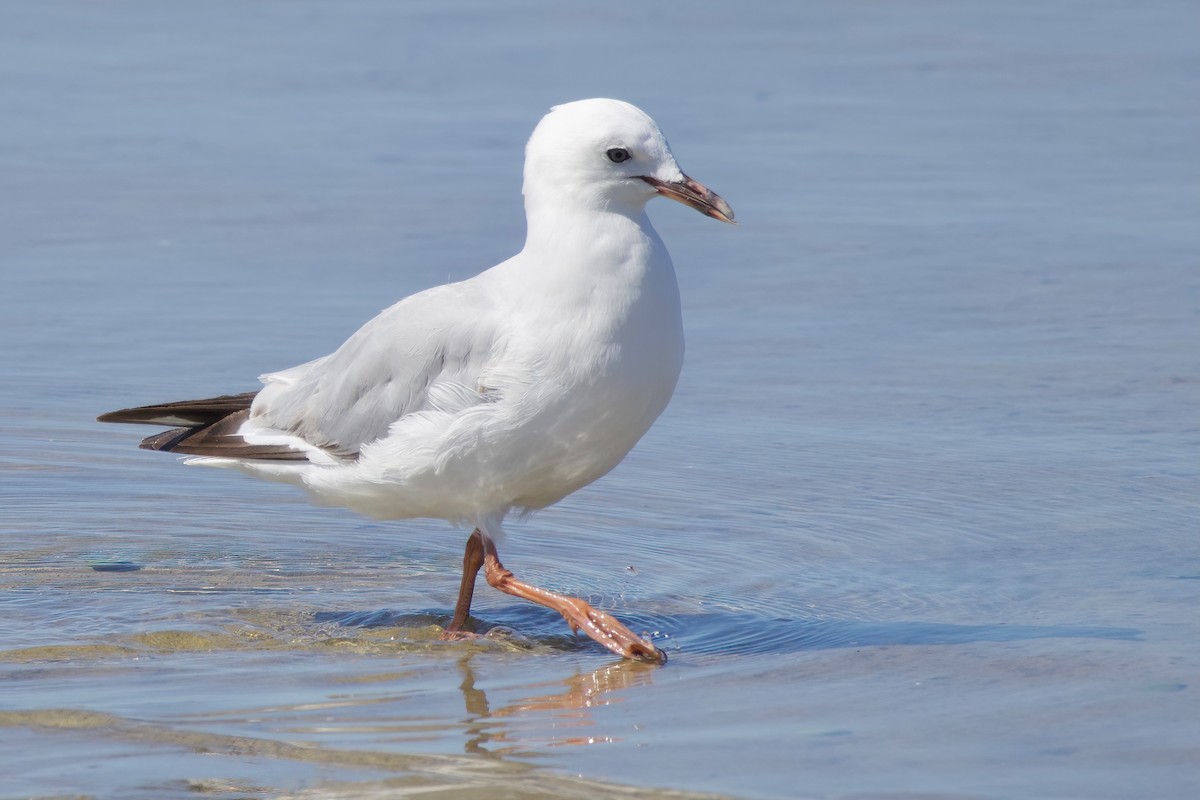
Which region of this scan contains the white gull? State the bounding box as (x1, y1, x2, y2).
(99, 98, 735, 662)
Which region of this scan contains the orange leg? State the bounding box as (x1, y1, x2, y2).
(479, 535, 665, 664)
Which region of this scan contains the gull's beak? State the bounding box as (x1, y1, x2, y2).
(642, 174, 736, 224)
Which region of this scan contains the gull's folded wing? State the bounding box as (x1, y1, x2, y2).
(98, 281, 498, 462)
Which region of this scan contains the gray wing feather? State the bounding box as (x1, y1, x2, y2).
(250, 282, 497, 456)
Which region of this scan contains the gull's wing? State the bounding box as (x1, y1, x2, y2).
(97, 392, 303, 460)
(251, 281, 498, 458)
(99, 280, 499, 462)
(96, 392, 260, 427)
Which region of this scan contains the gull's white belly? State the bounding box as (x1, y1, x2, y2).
(299, 347, 680, 522)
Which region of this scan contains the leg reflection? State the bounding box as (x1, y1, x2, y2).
(454, 655, 658, 754)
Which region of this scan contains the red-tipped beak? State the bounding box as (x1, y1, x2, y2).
(642, 174, 736, 224)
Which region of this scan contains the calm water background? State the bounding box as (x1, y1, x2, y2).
(2, 2, 1198, 799)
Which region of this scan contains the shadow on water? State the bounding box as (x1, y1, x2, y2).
(313, 607, 1142, 659)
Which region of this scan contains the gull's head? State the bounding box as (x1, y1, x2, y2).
(522, 98, 734, 225)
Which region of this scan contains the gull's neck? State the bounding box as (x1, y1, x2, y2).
(522, 201, 653, 258)
(505, 198, 674, 319)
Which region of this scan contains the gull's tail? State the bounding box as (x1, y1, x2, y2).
(97, 392, 306, 460)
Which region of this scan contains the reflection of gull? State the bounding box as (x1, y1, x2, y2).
(99, 99, 734, 663)
(456, 656, 656, 753)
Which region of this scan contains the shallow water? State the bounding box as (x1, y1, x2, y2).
(2, 2, 1198, 798)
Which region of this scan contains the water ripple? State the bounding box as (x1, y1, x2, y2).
(650, 612, 1142, 658)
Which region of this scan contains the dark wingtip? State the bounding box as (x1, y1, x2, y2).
(96, 392, 259, 426)
(139, 427, 195, 452)
(99, 391, 322, 461)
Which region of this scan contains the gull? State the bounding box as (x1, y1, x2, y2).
(99, 98, 734, 663)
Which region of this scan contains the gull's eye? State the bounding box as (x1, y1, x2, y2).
(606, 147, 631, 164)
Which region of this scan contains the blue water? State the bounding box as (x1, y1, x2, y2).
(2, 2, 1198, 799)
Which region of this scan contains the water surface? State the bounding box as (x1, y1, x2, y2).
(2, 2, 1198, 799)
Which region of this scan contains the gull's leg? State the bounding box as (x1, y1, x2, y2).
(479, 534, 665, 664)
(444, 529, 485, 635)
